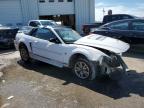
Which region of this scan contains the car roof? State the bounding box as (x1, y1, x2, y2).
(30, 20, 55, 22)
(101, 18, 144, 27)
(48, 25, 71, 29)
(104, 14, 136, 17)
(33, 25, 71, 30)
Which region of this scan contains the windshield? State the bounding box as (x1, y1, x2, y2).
(40, 21, 57, 26)
(55, 28, 82, 44)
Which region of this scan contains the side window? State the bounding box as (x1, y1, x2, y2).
(29, 28, 38, 36)
(29, 22, 34, 26)
(132, 21, 144, 31)
(34, 28, 57, 41)
(35, 22, 41, 26)
(29, 22, 39, 27)
(112, 16, 118, 21)
(122, 15, 131, 19)
(110, 22, 129, 30)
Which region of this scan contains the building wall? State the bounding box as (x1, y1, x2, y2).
(0, 0, 95, 33)
(74, 0, 95, 33)
(20, 0, 95, 33)
(0, 0, 23, 26)
(20, 0, 39, 24)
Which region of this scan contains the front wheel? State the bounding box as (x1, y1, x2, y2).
(72, 58, 96, 80)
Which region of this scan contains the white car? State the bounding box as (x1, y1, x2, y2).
(15, 26, 130, 80)
(28, 20, 58, 27)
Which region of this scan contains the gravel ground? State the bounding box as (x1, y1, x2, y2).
(0, 46, 144, 108)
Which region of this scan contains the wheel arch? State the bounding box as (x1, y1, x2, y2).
(68, 47, 107, 68)
(18, 42, 27, 50)
(69, 52, 100, 80)
(69, 53, 89, 68)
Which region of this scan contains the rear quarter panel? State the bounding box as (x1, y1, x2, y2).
(15, 32, 32, 52)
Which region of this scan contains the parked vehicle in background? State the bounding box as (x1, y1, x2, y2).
(0, 25, 19, 48)
(83, 14, 136, 35)
(18, 26, 33, 35)
(15, 26, 129, 80)
(28, 20, 58, 27)
(93, 19, 144, 44)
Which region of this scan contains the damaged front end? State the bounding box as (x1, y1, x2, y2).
(98, 52, 128, 80)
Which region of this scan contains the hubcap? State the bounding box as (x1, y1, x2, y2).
(74, 61, 90, 79)
(20, 48, 28, 61)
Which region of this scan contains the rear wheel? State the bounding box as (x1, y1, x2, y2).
(19, 45, 30, 63)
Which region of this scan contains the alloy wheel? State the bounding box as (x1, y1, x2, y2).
(74, 61, 90, 79)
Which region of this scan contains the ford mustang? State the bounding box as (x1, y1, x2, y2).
(14, 26, 130, 80)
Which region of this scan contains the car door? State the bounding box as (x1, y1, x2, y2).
(31, 28, 66, 64)
(130, 20, 144, 44)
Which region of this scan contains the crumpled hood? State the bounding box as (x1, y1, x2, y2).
(75, 34, 130, 54)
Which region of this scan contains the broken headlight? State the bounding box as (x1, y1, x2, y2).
(102, 54, 121, 67)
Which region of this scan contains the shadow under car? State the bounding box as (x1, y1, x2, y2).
(17, 60, 144, 100)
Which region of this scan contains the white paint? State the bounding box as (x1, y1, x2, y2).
(75, 34, 130, 54)
(15, 27, 129, 79)
(7, 96, 14, 100)
(15, 26, 129, 65)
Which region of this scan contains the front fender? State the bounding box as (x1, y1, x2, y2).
(67, 46, 109, 64)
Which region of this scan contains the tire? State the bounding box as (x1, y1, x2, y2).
(72, 57, 97, 80)
(19, 45, 30, 63)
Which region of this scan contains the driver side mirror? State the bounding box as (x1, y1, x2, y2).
(49, 38, 61, 44)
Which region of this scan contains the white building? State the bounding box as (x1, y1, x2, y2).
(0, 0, 95, 33)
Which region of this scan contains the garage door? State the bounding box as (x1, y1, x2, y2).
(38, 1, 74, 15)
(0, 0, 23, 26)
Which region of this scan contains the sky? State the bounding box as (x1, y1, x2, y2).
(95, 0, 144, 21)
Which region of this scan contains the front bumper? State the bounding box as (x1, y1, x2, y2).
(99, 54, 128, 76)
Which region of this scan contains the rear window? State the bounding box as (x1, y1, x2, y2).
(109, 21, 129, 30)
(132, 21, 144, 31)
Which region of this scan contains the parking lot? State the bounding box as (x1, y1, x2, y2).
(0, 45, 144, 108)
